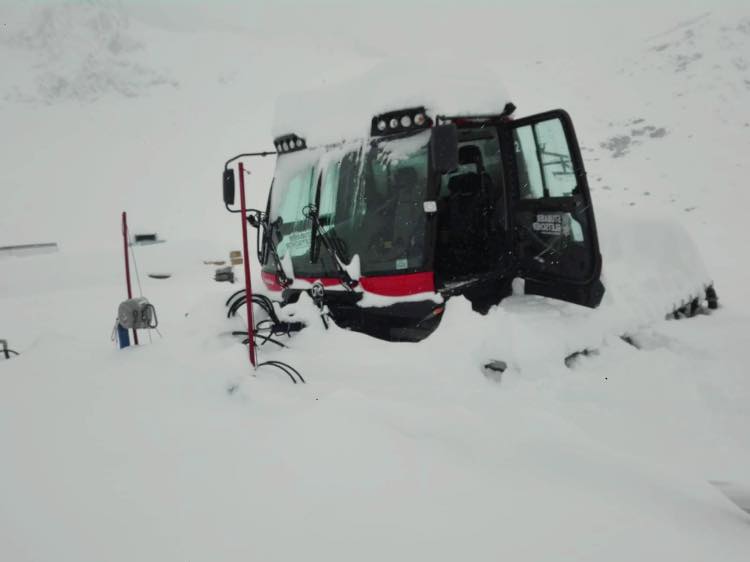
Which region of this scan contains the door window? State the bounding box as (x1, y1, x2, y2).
(514, 118, 576, 199)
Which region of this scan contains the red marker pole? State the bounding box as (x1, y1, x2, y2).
(237, 162, 257, 367)
(121, 211, 139, 345)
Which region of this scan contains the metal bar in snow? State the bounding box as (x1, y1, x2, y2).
(0, 243, 58, 253)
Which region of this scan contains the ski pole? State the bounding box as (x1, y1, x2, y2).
(238, 162, 257, 367)
(121, 211, 139, 345)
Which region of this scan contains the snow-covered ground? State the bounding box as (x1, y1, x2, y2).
(1, 2, 749, 560)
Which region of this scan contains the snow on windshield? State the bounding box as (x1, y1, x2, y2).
(269, 147, 321, 226)
(376, 129, 430, 165)
(272, 59, 511, 146)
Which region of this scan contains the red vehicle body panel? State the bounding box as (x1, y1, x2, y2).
(262, 271, 435, 298)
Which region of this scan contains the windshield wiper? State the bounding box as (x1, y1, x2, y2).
(303, 205, 358, 290)
(248, 212, 290, 288)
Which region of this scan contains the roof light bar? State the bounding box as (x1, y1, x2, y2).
(436, 102, 517, 124)
(371, 106, 432, 137)
(274, 133, 307, 154)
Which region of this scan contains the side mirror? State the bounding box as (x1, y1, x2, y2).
(431, 124, 459, 174)
(222, 169, 235, 206)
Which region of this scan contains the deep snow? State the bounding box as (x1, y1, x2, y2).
(1, 2, 750, 561)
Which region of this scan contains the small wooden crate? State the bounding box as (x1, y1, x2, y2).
(229, 250, 243, 265)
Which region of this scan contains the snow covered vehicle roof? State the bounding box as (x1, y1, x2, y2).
(271, 61, 511, 146)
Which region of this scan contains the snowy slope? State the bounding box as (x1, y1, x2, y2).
(2, 2, 750, 561)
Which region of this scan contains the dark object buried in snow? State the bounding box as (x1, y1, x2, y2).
(1, 339, 20, 360)
(0, 243, 59, 258)
(482, 360, 507, 383)
(131, 233, 164, 246)
(214, 266, 235, 283)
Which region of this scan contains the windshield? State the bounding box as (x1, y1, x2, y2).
(266, 130, 431, 279)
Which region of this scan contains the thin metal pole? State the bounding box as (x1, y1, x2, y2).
(237, 162, 256, 367)
(121, 211, 139, 345)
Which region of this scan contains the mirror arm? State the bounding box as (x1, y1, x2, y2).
(224, 150, 277, 172)
(246, 209, 264, 227)
(223, 151, 277, 214)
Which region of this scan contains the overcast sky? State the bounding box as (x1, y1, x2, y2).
(3, 1, 743, 53)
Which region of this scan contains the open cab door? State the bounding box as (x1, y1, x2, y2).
(502, 109, 604, 307)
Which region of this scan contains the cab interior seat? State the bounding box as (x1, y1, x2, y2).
(435, 145, 493, 281)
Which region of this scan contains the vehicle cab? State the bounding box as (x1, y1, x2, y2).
(257, 104, 604, 341)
